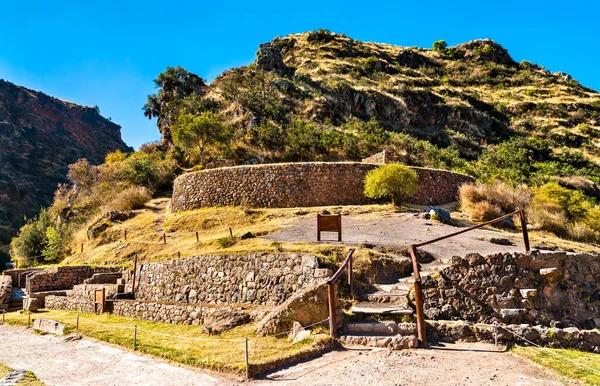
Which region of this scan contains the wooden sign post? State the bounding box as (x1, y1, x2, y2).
(317, 214, 342, 242)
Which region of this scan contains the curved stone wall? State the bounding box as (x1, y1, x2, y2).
(171, 162, 474, 211)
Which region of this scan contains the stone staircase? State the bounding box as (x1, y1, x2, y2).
(8, 287, 26, 312)
(342, 254, 452, 349)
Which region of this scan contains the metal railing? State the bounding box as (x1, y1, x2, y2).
(409, 209, 531, 346)
(326, 248, 355, 338)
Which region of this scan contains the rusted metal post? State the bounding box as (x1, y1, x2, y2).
(163, 233, 167, 244)
(347, 255, 353, 298)
(132, 254, 138, 297)
(520, 210, 530, 252)
(327, 282, 336, 338)
(409, 245, 427, 347)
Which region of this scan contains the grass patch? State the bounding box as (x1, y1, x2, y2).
(0, 363, 12, 378)
(512, 345, 600, 385)
(2, 310, 330, 377)
(0, 364, 44, 385)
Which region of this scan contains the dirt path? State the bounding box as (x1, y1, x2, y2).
(254, 343, 570, 386)
(266, 212, 530, 258)
(0, 325, 234, 386)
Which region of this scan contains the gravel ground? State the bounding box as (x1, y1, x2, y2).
(266, 212, 530, 258)
(254, 343, 569, 386)
(0, 325, 233, 386)
(0, 325, 569, 386)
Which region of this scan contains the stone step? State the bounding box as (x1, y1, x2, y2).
(344, 322, 417, 336)
(339, 334, 418, 350)
(359, 291, 409, 305)
(350, 302, 413, 315)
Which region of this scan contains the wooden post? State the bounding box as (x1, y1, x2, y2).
(347, 255, 353, 298)
(520, 210, 530, 252)
(409, 245, 427, 347)
(2, 310, 5, 323)
(133, 325, 137, 350)
(132, 254, 138, 297)
(327, 282, 336, 338)
(229, 227, 233, 238)
(338, 214, 342, 242)
(76, 315, 79, 331)
(28, 312, 31, 327)
(245, 337, 249, 380)
(163, 233, 166, 244)
(196, 232, 199, 243)
(178, 251, 181, 258)
(317, 214, 321, 241)
(80, 243, 84, 253)
(124, 230, 127, 241)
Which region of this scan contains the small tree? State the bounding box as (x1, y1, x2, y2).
(432, 40, 448, 51)
(171, 111, 231, 166)
(364, 163, 419, 205)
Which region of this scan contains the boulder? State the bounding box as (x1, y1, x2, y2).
(292, 330, 311, 344)
(256, 280, 332, 336)
(421, 206, 451, 224)
(33, 318, 67, 335)
(23, 298, 40, 312)
(201, 309, 250, 334)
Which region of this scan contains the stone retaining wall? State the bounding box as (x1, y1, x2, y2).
(3, 268, 41, 287)
(421, 251, 600, 329)
(44, 284, 119, 313)
(135, 253, 331, 306)
(0, 275, 11, 311)
(26, 266, 122, 293)
(110, 300, 262, 326)
(171, 162, 474, 211)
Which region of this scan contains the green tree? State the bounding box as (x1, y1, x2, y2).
(143, 66, 208, 144)
(42, 225, 70, 263)
(432, 40, 448, 51)
(10, 209, 51, 266)
(364, 163, 419, 205)
(171, 111, 232, 166)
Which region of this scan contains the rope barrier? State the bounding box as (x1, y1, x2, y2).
(511, 329, 600, 375)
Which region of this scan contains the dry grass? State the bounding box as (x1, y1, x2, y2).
(459, 182, 531, 222)
(0, 363, 11, 378)
(2, 310, 330, 377)
(106, 186, 152, 211)
(62, 202, 394, 265)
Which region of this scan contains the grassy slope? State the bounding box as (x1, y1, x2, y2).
(2, 310, 328, 377)
(513, 345, 600, 385)
(60, 198, 597, 267)
(0, 363, 44, 385)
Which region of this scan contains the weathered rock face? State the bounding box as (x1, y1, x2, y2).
(87, 210, 137, 240)
(255, 42, 289, 74)
(421, 251, 600, 329)
(171, 162, 474, 210)
(256, 280, 334, 335)
(0, 80, 131, 244)
(135, 253, 332, 306)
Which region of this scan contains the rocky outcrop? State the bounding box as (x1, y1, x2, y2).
(0, 80, 131, 243)
(256, 280, 334, 335)
(87, 210, 137, 240)
(420, 251, 600, 329)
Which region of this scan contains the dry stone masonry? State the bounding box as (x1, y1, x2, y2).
(0, 275, 11, 311)
(171, 162, 474, 211)
(421, 251, 599, 329)
(25, 266, 122, 293)
(135, 253, 332, 306)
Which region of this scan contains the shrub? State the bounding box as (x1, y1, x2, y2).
(109, 187, 152, 211)
(364, 163, 419, 205)
(10, 209, 51, 265)
(432, 40, 448, 51)
(217, 235, 237, 248)
(459, 182, 532, 222)
(525, 88, 536, 97)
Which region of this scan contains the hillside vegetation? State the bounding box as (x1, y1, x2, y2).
(9, 30, 600, 265)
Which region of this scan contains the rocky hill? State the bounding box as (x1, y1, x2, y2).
(0, 80, 131, 250)
(159, 30, 599, 184)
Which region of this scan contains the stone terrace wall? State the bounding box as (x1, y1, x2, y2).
(3, 268, 41, 287)
(26, 266, 122, 293)
(45, 284, 119, 313)
(0, 275, 11, 311)
(171, 162, 474, 211)
(421, 251, 600, 329)
(135, 253, 331, 306)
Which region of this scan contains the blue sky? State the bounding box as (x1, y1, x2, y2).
(1, 1, 598, 149)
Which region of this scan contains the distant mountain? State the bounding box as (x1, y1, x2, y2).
(0, 79, 131, 248)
